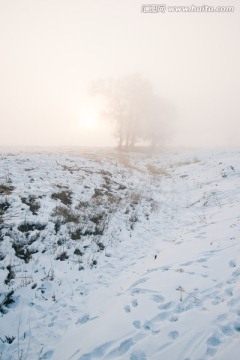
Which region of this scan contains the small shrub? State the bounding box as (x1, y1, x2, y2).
(0, 335, 15, 344)
(76, 201, 89, 209)
(28, 232, 40, 244)
(118, 184, 127, 190)
(0, 211, 4, 224)
(0, 184, 15, 195)
(74, 248, 83, 256)
(52, 206, 79, 224)
(129, 213, 138, 230)
(92, 188, 105, 198)
(97, 242, 105, 251)
(0, 201, 10, 212)
(57, 238, 66, 246)
(106, 194, 121, 206)
(70, 228, 82, 240)
(0, 290, 15, 314)
(94, 226, 104, 236)
(54, 219, 62, 233)
(21, 195, 40, 215)
(12, 242, 37, 263)
(130, 193, 141, 205)
(51, 190, 73, 206)
(18, 221, 46, 233)
(150, 199, 159, 212)
(5, 265, 15, 285)
(0, 228, 4, 241)
(91, 259, 97, 268)
(56, 251, 69, 261)
(90, 212, 106, 225)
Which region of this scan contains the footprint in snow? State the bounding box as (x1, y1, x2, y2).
(205, 347, 217, 357)
(226, 277, 237, 285)
(207, 335, 221, 347)
(227, 297, 240, 307)
(78, 341, 115, 360)
(229, 259, 236, 268)
(180, 261, 193, 266)
(124, 305, 131, 313)
(130, 351, 147, 360)
(197, 258, 208, 263)
(168, 330, 179, 340)
(211, 295, 224, 305)
(220, 324, 234, 336)
(133, 320, 141, 329)
(76, 313, 99, 325)
(233, 321, 240, 332)
(106, 335, 146, 358)
(232, 268, 240, 277)
(159, 301, 174, 310)
(130, 278, 148, 289)
(225, 287, 233, 296)
(131, 288, 158, 295)
(169, 315, 178, 322)
(216, 313, 228, 321)
(151, 294, 165, 303)
(132, 299, 138, 307)
(143, 321, 160, 334)
(39, 349, 54, 359)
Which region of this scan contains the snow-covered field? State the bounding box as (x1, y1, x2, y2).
(0, 147, 240, 360)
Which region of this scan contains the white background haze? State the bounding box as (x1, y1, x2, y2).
(0, 0, 239, 147)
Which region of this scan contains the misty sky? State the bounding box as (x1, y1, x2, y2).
(0, 0, 239, 147)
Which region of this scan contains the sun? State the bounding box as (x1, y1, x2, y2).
(78, 107, 99, 131)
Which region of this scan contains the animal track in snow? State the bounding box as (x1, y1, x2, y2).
(78, 341, 115, 360)
(207, 335, 221, 347)
(130, 351, 147, 360)
(150, 294, 165, 303)
(133, 320, 141, 329)
(159, 301, 174, 310)
(132, 298, 138, 307)
(124, 305, 131, 313)
(229, 259, 236, 267)
(220, 324, 234, 336)
(168, 330, 179, 340)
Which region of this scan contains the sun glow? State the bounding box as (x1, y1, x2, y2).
(77, 107, 99, 131)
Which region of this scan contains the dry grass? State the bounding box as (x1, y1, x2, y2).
(52, 205, 79, 224)
(51, 189, 73, 206)
(146, 164, 169, 175)
(0, 184, 15, 195)
(130, 193, 141, 205)
(170, 157, 200, 168)
(117, 154, 143, 172)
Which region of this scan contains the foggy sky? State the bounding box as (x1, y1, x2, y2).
(0, 0, 240, 147)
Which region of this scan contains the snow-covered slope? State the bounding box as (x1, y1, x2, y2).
(0, 148, 240, 360)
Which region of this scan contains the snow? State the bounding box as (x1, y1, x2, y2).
(0, 147, 240, 360)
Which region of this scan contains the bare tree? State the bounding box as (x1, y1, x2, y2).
(90, 74, 173, 151)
